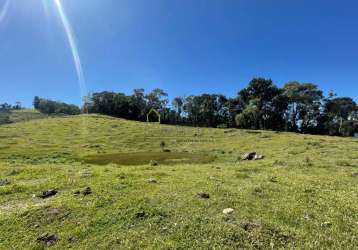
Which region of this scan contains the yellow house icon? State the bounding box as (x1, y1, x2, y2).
(146, 108, 161, 123)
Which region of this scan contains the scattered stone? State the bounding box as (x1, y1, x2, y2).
(68, 236, 78, 243)
(73, 191, 81, 196)
(82, 187, 92, 196)
(303, 214, 311, 221)
(351, 172, 358, 177)
(241, 152, 265, 161)
(269, 176, 278, 183)
(223, 208, 234, 215)
(135, 210, 146, 218)
(39, 189, 58, 199)
(149, 160, 158, 166)
(254, 187, 263, 193)
(198, 192, 210, 199)
(321, 221, 332, 227)
(0, 179, 10, 186)
(254, 154, 264, 160)
(36, 233, 58, 245)
(240, 220, 261, 231)
(241, 152, 257, 160)
(148, 178, 158, 183)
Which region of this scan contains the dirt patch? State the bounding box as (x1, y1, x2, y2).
(83, 152, 215, 166)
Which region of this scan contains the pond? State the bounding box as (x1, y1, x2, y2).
(83, 152, 215, 166)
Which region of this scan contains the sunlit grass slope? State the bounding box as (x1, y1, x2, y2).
(0, 114, 357, 249)
(8, 109, 48, 123)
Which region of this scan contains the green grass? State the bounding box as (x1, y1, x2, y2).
(7, 109, 48, 123)
(0, 114, 357, 249)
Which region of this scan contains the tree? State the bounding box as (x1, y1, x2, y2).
(145, 88, 169, 121)
(283, 82, 323, 132)
(33, 96, 41, 109)
(145, 88, 168, 110)
(323, 97, 357, 135)
(35, 97, 80, 115)
(130, 89, 147, 120)
(172, 96, 184, 123)
(238, 78, 287, 130)
(0, 103, 11, 125)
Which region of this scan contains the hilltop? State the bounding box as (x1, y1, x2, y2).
(0, 115, 357, 249)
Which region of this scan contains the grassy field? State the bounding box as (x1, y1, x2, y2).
(7, 109, 48, 123)
(0, 114, 357, 249)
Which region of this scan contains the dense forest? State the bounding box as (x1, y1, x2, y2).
(2, 78, 358, 136)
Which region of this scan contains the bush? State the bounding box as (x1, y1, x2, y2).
(34, 97, 81, 115)
(0, 112, 11, 125)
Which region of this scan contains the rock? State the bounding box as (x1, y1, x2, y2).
(68, 236, 78, 243)
(254, 154, 264, 160)
(40, 189, 58, 199)
(135, 210, 146, 218)
(82, 187, 92, 196)
(148, 178, 158, 183)
(241, 152, 265, 161)
(149, 160, 158, 166)
(73, 190, 81, 196)
(198, 192, 210, 199)
(223, 208, 234, 215)
(0, 179, 10, 186)
(269, 176, 278, 183)
(36, 233, 58, 245)
(240, 220, 261, 231)
(321, 221, 332, 227)
(351, 172, 358, 177)
(241, 152, 257, 160)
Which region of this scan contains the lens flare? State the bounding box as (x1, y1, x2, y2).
(53, 0, 87, 100)
(0, 0, 9, 23)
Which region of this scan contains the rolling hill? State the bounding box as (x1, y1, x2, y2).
(0, 115, 357, 249)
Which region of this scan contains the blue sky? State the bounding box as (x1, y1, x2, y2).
(1, 0, 358, 107)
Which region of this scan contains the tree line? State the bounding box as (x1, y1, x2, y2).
(33, 96, 81, 115)
(0, 102, 22, 124)
(32, 78, 358, 136)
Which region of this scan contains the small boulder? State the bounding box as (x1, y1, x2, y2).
(254, 154, 264, 160)
(240, 220, 261, 232)
(36, 233, 58, 245)
(68, 236, 78, 243)
(223, 208, 234, 215)
(148, 178, 158, 183)
(40, 189, 58, 199)
(73, 191, 81, 196)
(135, 210, 146, 218)
(0, 179, 10, 186)
(351, 172, 358, 177)
(241, 152, 256, 160)
(82, 187, 92, 196)
(241, 152, 265, 161)
(150, 160, 159, 166)
(198, 192, 210, 199)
